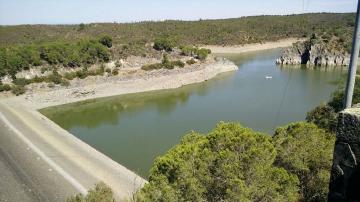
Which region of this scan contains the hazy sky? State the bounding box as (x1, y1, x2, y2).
(0, 0, 358, 25)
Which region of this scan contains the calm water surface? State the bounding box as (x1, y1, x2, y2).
(41, 49, 345, 177)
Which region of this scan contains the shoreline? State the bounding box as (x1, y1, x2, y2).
(0, 39, 299, 200)
(202, 38, 305, 54)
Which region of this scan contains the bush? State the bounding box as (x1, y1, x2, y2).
(306, 104, 338, 132)
(136, 122, 299, 202)
(153, 36, 176, 52)
(60, 79, 70, 87)
(105, 68, 111, 73)
(172, 60, 185, 68)
(112, 68, 119, 75)
(186, 59, 196, 65)
(196, 48, 211, 61)
(12, 78, 30, 86)
(47, 70, 63, 84)
(64, 72, 77, 80)
(273, 122, 335, 202)
(30, 75, 46, 83)
(99, 35, 113, 48)
(67, 182, 115, 202)
(180, 46, 211, 60)
(0, 84, 11, 92)
(75, 69, 88, 79)
(11, 85, 26, 96)
(141, 63, 163, 71)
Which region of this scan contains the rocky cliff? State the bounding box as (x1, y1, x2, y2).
(276, 39, 350, 67)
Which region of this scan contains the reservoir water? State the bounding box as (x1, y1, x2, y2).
(41, 49, 345, 178)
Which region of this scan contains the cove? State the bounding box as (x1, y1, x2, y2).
(40, 49, 345, 178)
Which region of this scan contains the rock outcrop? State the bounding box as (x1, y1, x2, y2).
(276, 41, 350, 67)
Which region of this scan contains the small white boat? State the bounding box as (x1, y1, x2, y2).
(265, 76, 273, 79)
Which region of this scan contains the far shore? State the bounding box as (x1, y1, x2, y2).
(202, 38, 305, 54)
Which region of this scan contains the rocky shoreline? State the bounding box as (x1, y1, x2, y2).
(5, 57, 238, 109)
(276, 41, 350, 67)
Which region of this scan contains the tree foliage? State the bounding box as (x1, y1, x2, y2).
(99, 35, 113, 48)
(273, 122, 335, 202)
(180, 46, 211, 61)
(153, 36, 177, 52)
(0, 38, 111, 79)
(67, 182, 115, 202)
(136, 122, 299, 202)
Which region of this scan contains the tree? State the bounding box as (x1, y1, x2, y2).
(99, 36, 113, 48)
(273, 122, 335, 202)
(153, 36, 176, 52)
(78, 23, 86, 31)
(136, 122, 299, 202)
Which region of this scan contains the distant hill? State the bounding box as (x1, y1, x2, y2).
(0, 13, 355, 46)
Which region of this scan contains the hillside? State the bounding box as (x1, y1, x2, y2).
(0, 13, 355, 47)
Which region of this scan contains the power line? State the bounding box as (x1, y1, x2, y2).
(273, 67, 293, 131)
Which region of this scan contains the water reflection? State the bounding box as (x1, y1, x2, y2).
(41, 72, 236, 130)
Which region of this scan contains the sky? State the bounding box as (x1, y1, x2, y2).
(0, 0, 358, 25)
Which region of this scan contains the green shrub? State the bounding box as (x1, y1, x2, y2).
(12, 78, 30, 86)
(153, 36, 176, 52)
(30, 75, 46, 83)
(180, 46, 196, 56)
(11, 85, 26, 96)
(75, 70, 87, 79)
(47, 71, 63, 84)
(60, 79, 70, 87)
(180, 46, 211, 60)
(112, 68, 119, 75)
(306, 104, 338, 132)
(196, 48, 211, 61)
(273, 122, 335, 202)
(105, 68, 111, 73)
(0, 84, 11, 92)
(136, 122, 299, 202)
(67, 182, 115, 202)
(186, 59, 196, 65)
(172, 60, 185, 68)
(99, 35, 113, 48)
(64, 72, 77, 80)
(141, 63, 163, 71)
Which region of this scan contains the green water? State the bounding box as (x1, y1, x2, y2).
(41, 49, 345, 178)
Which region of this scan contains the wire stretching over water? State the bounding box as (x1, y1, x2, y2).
(272, 67, 293, 132)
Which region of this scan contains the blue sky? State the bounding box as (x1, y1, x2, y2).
(0, 0, 358, 25)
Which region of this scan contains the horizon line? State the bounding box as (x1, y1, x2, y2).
(0, 11, 354, 26)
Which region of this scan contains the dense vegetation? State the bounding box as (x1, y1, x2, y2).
(135, 122, 334, 202)
(273, 123, 335, 201)
(0, 13, 355, 47)
(0, 36, 111, 80)
(67, 182, 115, 202)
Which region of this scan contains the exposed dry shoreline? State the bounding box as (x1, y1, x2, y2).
(0, 38, 301, 200)
(203, 38, 305, 54)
